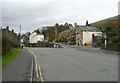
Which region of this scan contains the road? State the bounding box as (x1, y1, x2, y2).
(2, 49, 33, 81)
(26, 46, 118, 81)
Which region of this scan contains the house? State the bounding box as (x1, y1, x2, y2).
(29, 31, 44, 44)
(75, 25, 102, 46)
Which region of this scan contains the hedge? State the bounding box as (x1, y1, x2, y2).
(101, 43, 120, 51)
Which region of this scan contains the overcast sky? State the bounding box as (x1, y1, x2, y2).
(1, 0, 119, 34)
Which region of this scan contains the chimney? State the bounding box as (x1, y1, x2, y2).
(86, 20, 90, 26)
(86, 20, 88, 26)
(74, 23, 78, 27)
(12, 29, 14, 32)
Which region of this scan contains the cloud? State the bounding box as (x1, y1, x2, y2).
(1, 0, 119, 33)
(118, 1, 120, 15)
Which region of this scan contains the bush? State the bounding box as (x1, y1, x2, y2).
(54, 38, 61, 42)
(2, 36, 19, 55)
(2, 36, 12, 55)
(100, 37, 105, 43)
(110, 36, 119, 43)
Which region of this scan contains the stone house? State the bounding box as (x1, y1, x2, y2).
(75, 25, 102, 46)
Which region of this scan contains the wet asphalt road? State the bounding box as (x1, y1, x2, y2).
(26, 47, 118, 81)
(2, 49, 33, 81)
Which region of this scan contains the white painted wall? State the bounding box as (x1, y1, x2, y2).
(82, 31, 102, 45)
(21, 39, 24, 43)
(29, 32, 36, 43)
(29, 32, 44, 43)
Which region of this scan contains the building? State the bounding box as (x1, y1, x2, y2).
(29, 31, 44, 44)
(76, 25, 102, 46)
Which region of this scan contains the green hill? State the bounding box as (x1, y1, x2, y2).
(55, 28, 75, 42)
(90, 15, 119, 31)
(90, 15, 120, 51)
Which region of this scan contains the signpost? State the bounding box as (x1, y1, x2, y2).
(103, 33, 107, 49)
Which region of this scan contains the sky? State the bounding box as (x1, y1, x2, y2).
(0, 0, 119, 34)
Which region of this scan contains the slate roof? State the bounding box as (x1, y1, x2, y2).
(79, 26, 101, 32)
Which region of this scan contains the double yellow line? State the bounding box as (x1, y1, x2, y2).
(28, 49, 44, 82)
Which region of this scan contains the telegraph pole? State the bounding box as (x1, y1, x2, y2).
(20, 25, 21, 35)
(19, 25, 21, 48)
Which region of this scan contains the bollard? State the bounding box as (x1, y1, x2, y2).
(54, 44, 56, 48)
(56, 45, 59, 48)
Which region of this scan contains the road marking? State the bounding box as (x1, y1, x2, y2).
(27, 49, 44, 82)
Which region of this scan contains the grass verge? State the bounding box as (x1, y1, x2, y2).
(0, 49, 21, 67)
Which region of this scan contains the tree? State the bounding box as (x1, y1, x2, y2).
(64, 23, 70, 30)
(6, 26, 9, 30)
(34, 29, 41, 34)
(42, 23, 71, 42)
(55, 23, 59, 27)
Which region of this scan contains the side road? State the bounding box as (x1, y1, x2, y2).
(2, 49, 33, 81)
(58, 43, 119, 55)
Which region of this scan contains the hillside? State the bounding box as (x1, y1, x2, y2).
(57, 28, 76, 42)
(90, 15, 119, 31)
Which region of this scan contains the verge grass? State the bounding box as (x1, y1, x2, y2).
(0, 49, 21, 67)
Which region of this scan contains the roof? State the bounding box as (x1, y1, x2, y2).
(79, 26, 101, 32)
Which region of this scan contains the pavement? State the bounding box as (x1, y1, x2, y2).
(101, 49, 119, 55)
(26, 46, 118, 81)
(2, 49, 33, 81)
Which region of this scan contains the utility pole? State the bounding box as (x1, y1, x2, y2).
(20, 25, 21, 35)
(19, 25, 21, 48)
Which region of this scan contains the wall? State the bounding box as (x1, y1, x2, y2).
(29, 32, 44, 43)
(101, 43, 119, 51)
(82, 31, 102, 45)
(29, 32, 37, 43)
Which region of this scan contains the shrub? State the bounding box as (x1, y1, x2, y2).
(54, 38, 61, 42)
(110, 36, 119, 43)
(2, 35, 19, 55)
(100, 37, 105, 43)
(2, 36, 12, 55)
